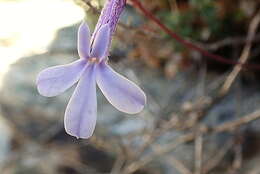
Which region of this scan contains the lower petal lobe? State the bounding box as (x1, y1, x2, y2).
(64, 64, 97, 139)
(96, 63, 146, 114)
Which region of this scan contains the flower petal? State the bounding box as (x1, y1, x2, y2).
(96, 63, 146, 114)
(64, 64, 97, 139)
(36, 59, 86, 97)
(90, 24, 110, 59)
(78, 22, 91, 59)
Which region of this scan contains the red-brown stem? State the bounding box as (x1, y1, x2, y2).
(130, 0, 260, 70)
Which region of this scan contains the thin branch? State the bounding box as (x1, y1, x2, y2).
(122, 133, 194, 174)
(82, 0, 101, 13)
(165, 155, 193, 174)
(122, 109, 260, 174)
(228, 143, 242, 174)
(129, 0, 260, 70)
(111, 154, 125, 174)
(202, 140, 234, 174)
(220, 10, 260, 96)
(195, 135, 203, 174)
(200, 33, 260, 51)
(212, 110, 260, 133)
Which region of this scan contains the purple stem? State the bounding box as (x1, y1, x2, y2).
(91, 0, 126, 53)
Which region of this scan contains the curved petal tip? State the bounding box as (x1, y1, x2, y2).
(64, 65, 97, 139)
(96, 63, 146, 114)
(90, 24, 111, 60)
(36, 59, 86, 97)
(78, 21, 91, 59)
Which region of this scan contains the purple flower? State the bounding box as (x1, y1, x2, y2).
(36, 16, 146, 138)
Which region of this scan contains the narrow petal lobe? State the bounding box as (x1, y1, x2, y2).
(36, 59, 86, 97)
(91, 24, 110, 59)
(96, 63, 146, 114)
(78, 22, 91, 59)
(64, 64, 97, 139)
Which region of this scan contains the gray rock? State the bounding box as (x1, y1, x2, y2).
(0, 53, 76, 139)
(0, 115, 12, 168)
(2, 23, 260, 174)
(48, 24, 78, 54)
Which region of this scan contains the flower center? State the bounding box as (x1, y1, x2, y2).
(89, 57, 99, 64)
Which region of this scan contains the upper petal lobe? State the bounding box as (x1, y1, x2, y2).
(96, 62, 146, 114)
(90, 24, 110, 60)
(78, 22, 91, 59)
(36, 59, 86, 97)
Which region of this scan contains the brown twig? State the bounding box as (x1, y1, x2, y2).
(81, 0, 101, 13)
(195, 134, 203, 174)
(129, 0, 260, 70)
(202, 33, 260, 51)
(202, 140, 234, 174)
(165, 155, 193, 174)
(228, 143, 243, 174)
(122, 109, 260, 174)
(111, 154, 125, 174)
(220, 10, 260, 96)
(122, 133, 195, 174)
(212, 110, 260, 133)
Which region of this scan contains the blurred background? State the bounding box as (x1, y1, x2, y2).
(1, 0, 260, 173)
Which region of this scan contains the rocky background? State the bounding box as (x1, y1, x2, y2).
(1, 0, 260, 173)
